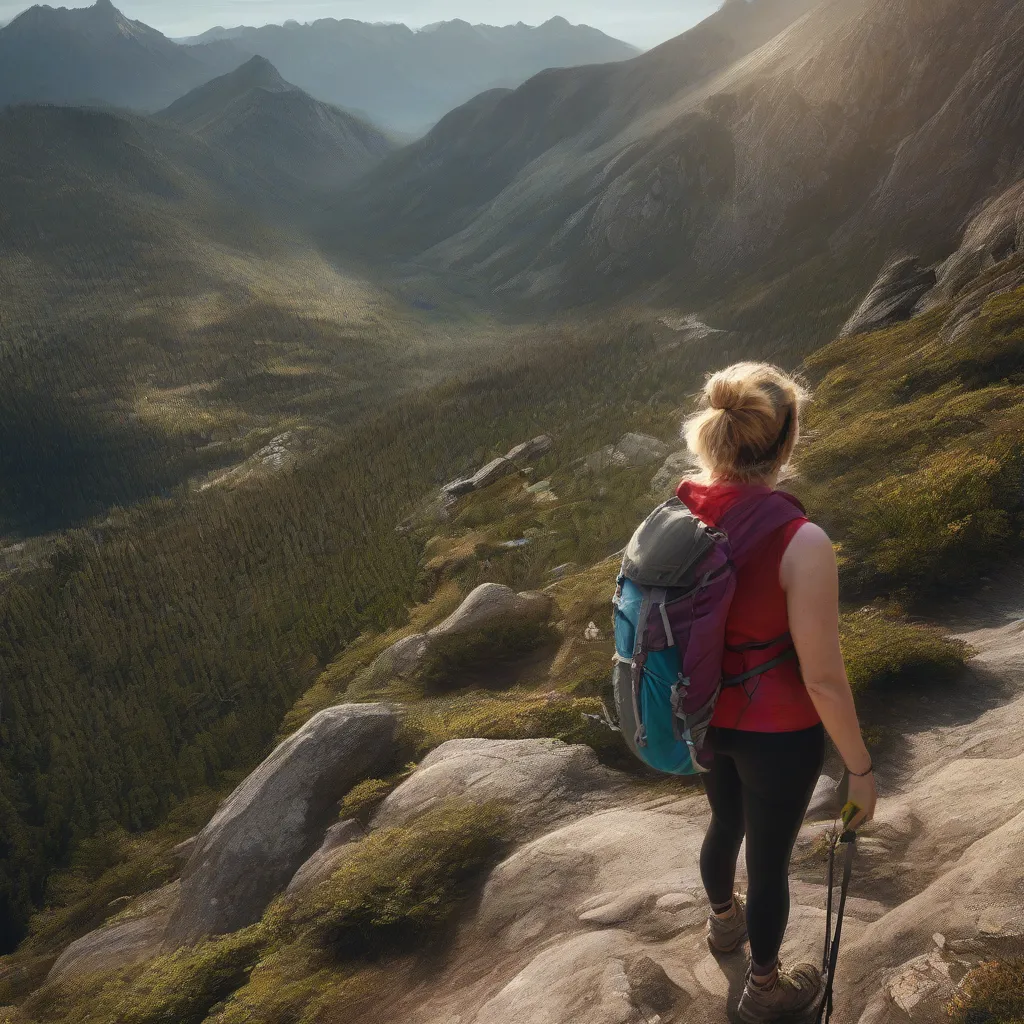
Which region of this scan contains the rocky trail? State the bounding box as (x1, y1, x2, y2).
(40, 564, 1024, 1024)
(378, 576, 1024, 1024)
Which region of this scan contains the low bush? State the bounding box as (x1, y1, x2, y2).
(404, 690, 619, 759)
(416, 617, 558, 693)
(207, 953, 386, 1024)
(338, 777, 401, 825)
(276, 801, 508, 959)
(947, 958, 1024, 1024)
(839, 609, 971, 693)
(19, 927, 266, 1024)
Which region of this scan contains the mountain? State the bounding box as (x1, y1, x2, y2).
(0, 0, 245, 110)
(159, 56, 395, 193)
(333, 0, 1024, 321)
(177, 16, 639, 135)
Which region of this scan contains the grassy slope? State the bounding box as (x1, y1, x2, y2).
(798, 276, 1024, 598)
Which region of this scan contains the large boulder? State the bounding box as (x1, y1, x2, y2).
(428, 582, 550, 638)
(470, 457, 516, 490)
(584, 433, 671, 473)
(285, 819, 365, 895)
(371, 738, 623, 835)
(650, 449, 694, 495)
(164, 703, 399, 946)
(839, 255, 937, 337)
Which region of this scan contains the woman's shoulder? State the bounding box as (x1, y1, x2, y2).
(779, 521, 836, 586)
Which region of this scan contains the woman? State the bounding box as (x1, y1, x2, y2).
(678, 362, 878, 1023)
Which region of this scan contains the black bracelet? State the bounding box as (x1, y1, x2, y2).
(847, 762, 873, 777)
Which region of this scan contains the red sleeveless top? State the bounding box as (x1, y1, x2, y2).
(676, 479, 821, 733)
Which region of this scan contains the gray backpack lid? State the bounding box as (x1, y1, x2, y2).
(621, 498, 719, 588)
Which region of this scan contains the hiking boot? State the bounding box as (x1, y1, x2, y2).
(706, 893, 747, 953)
(736, 961, 825, 1023)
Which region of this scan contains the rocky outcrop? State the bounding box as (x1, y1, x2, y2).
(285, 819, 365, 895)
(442, 436, 553, 497)
(471, 931, 693, 1024)
(371, 737, 623, 835)
(906, 178, 1024, 345)
(650, 449, 693, 495)
(927, 179, 1024, 307)
(583, 433, 671, 473)
(839, 256, 937, 337)
(357, 583, 552, 690)
(506, 435, 553, 463)
(164, 703, 399, 946)
(429, 583, 550, 637)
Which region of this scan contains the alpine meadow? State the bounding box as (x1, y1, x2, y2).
(1, 1, 1024, 1023)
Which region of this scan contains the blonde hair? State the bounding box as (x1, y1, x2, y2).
(684, 362, 809, 484)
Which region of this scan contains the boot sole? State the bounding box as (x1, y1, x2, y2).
(736, 977, 826, 1024)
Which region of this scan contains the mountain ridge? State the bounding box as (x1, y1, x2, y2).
(171, 14, 639, 134)
(330, 0, 1024, 320)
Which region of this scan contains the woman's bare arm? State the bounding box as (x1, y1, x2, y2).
(780, 522, 877, 825)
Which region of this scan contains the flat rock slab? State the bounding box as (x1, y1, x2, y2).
(371, 737, 623, 835)
(165, 703, 398, 946)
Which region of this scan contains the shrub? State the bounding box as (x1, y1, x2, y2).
(338, 778, 400, 825)
(278, 801, 508, 959)
(19, 927, 266, 1024)
(416, 618, 557, 693)
(947, 958, 1024, 1024)
(404, 690, 620, 760)
(840, 444, 1022, 594)
(839, 609, 970, 693)
(208, 954, 385, 1024)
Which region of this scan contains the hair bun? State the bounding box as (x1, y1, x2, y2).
(707, 376, 749, 413)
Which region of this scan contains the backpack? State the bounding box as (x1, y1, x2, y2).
(610, 489, 806, 775)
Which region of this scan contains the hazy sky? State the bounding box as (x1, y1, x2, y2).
(0, 0, 723, 48)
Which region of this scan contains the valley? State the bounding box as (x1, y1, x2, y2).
(1, 0, 1024, 1021)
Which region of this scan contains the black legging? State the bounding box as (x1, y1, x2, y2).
(700, 724, 825, 968)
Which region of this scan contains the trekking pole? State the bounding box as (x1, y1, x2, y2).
(816, 803, 859, 1024)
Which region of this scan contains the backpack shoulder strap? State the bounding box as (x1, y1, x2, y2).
(717, 490, 807, 569)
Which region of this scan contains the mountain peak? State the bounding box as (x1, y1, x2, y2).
(230, 54, 290, 91)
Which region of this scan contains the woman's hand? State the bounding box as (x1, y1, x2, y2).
(845, 771, 877, 831)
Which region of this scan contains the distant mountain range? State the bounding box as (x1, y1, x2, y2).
(177, 17, 638, 134)
(0, 2, 638, 133)
(333, 0, 1024, 314)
